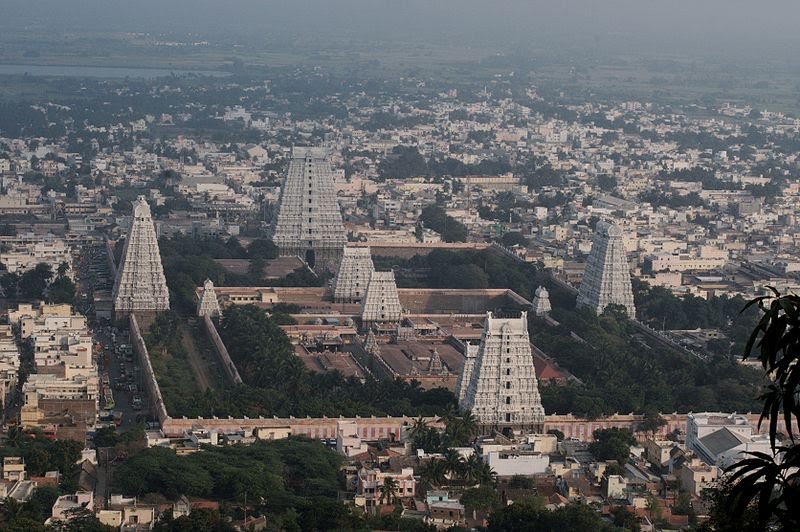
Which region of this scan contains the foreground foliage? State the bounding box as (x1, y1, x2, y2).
(713, 291, 800, 530)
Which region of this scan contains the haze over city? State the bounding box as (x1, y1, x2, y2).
(0, 2, 798, 531)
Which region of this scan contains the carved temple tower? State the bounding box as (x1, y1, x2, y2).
(576, 221, 636, 318)
(272, 147, 347, 272)
(333, 246, 375, 303)
(112, 196, 170, 318)
(459, 312, 545, 434)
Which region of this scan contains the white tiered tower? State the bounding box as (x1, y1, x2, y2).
(272, 147, 347, 271)
(576, 221, 636, 318)
(459, 312, 546, 434)
(531, 286, 552, 317)
(112, 196, 170, 316)
(454, 342, 479, 404)
(360, 271, 403, 325)
(333, 246, 375, 303)
(197, 278, 221, 318)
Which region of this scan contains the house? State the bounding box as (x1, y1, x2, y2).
(48, 491, 95, 523)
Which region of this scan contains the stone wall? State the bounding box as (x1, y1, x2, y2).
(130, 314, 168, 424)
(202, 315, 243, 385)
(160, 414, 443, 440)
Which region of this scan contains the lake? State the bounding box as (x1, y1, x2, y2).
(0, 64, 230, 79)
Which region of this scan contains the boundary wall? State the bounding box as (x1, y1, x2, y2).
(202, 315, 243, 384)
(130, 314, 168, 424)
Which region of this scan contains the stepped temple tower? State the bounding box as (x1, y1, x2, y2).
(454, 343, 479, 405)
(360, 271, 403, 325)
(333, 246, 375, 303)
(272, 147, 347, 271)
(459, 312, 546, 434)
(197, 279, 221, 318)
(112, 196, 170, 316)
(576, 221, 636, 318)
(531, 286, 552, 317)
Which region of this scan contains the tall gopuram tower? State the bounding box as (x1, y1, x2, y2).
(333, 246, 375, 303)
(197, 278, 221, 318)
(459, 312, 546, 435)
(272, 147, 347, 271)
(576, 221, 636, 318)
(360, 271, 403, 325)
(112, 196, 170, 317)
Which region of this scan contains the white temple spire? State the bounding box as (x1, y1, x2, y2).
(112, 196, 170, 315)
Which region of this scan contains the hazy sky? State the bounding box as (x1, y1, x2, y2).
(3, 1, 799, 57)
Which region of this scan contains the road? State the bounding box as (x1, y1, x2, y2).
(179, 320, 212, 392)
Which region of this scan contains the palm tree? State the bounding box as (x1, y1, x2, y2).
(476, 461, 498, 487)
(462, 454, 482, 486)
(379, 477, 399, 505)
(443, 448, 465, 482)
(410, 415, 428, 438)
(420, 459, 448, 487)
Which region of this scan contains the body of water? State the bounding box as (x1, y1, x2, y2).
(0, 63, 230, 79)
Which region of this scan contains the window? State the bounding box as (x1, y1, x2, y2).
(506, 368, 511, 375)
(505, 413, 511, 422)
(505, 382, 511, 389)
(506, 396, 511, 404)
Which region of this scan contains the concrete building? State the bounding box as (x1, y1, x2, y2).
(686, 412, 770, 468)
(577, 221, 636, 317)
(360, 271, 403, 325)
(355, 467, 416, 510)
(272, 147, 347, 271)
(459, 312, 546, 434)
(333, 246, 375, 303)
(196, 278, 221, 318)
(112, 197, 170, 315)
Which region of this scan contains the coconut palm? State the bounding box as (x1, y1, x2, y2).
(476, 461, 498, 487)
(379, 477, 399, 505)
(462, 454, 483, 486)
(443, 448, 465, 481)
(420, 458, 448, 487)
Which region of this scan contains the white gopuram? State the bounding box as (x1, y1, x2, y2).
(360, 271, 403, 325)
(576, 221, 636, 318)
(112, 196, 170, 315)
(531, 286, 552, 317)
(459, 312, 546, 434)
(333, 246, 375, 303)
(271, 147, 347, 271)
(197, 279, 221, 318)
(454, 342, 479, 405)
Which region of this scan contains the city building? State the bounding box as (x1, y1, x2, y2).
(459, 312, 546, 434)
(272, 147, 347, 271)
(576, 221, 636, 318)
(112, 196, 170, 316)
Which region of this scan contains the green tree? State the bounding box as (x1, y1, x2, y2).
(18, 262, 52, 299)
(419, 205, 468, 243)
(589, 428, 636, 465)
(715, 291, 800, 529)
(380, 477, 400, 505)
(460, 485, 500, 513)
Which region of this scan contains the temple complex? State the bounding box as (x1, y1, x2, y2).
(271, 147, 347, 271)
(576, 221, 636, 318)
(360, 271, 403, 325)
(333, 246, 375, 303)
(531, 286, 552, 317)
(459, 312, 546, 434)
(197, 279, 222, 318)
(112, 196, 170, 317)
